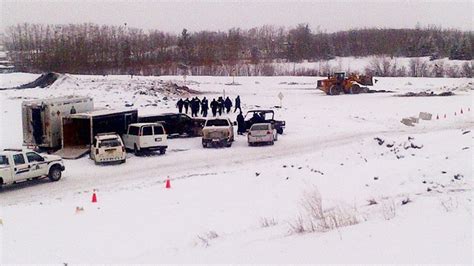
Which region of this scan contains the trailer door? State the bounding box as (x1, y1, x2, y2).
(31, 108, 43, 144)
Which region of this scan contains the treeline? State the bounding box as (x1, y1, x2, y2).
(4, 23, 473, 76)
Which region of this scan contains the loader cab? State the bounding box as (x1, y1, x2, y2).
(334, 72, 346, 84)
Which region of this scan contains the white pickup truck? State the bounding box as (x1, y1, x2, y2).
(0, 149, 65, 187)
(122, 123, 168, 154)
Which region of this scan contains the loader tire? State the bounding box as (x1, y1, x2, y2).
(350, 84, 361, 94)
(329, 85, 342, 95)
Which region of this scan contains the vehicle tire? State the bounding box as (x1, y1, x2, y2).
(120, 159, 126, 164)
(277, 128, 283, 134)
(274, 132, 278, 141)
(270, 140, 274, 145)
(226, 142, 232, 147)
(160, 148, 166, 154)
(48, 165, 62, 182)
(350, 84, 361, 94)
(329, 85, 342, 95)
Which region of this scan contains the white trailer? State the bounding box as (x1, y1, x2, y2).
(22, 96, 93, 149)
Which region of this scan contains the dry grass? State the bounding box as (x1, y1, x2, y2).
(289, 186, 359, 234)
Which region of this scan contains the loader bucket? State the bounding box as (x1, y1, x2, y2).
(359, 75, 374, 86)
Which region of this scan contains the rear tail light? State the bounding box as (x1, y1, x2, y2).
(95, 149, 99, 155)
(248, 132, 251, 136)
(122, 147, 125, 152)
(267, 131, 271, 135)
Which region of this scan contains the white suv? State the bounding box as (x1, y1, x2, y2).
(0, 149, 65, 187)
(90, 133, 126, 164)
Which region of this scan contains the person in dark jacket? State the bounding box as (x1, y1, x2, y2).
(190, 98, 196, 117)
(236, 111, 245, 135)
(194, 97, 201, 116)
(183, 98, 190, 114)
(217, 97, 224, 116)
(224, 97, 232, 113)
(201, 97, 209, 117)
(176, 99, 184, 113)
(210, 99, 218, 117)
(234, 95, 241, 112)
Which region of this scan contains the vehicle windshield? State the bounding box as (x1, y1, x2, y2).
(245, 111, 274, 120)
(251, 124, 270, 131)
(206, 119, 229, 127)
(99, 138, 121, 148)
(0, 155, 9, 166)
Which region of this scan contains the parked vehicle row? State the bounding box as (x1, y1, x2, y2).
(20, 96, 286, 164)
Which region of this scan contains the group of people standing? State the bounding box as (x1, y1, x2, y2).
(176, 95, 241, 117)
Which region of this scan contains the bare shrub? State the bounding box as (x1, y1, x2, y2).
(206, 230, 219, 239)
(288, 215, 306, 234)
(289, 187, 359, 234)
(260, 64, 275, 76)
(367, 198, 378, 205)
(440, 197, 459, 212)
(382, 200, 397, 220)
(196, 230, 219, 247)
(322, 206, 359, 231)
(260, 217, 278, 228)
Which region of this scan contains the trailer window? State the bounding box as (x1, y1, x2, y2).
(13, 154, 26, 165)
(0, 155, 9, 166)
(206, 119, 229, 127)
(153, 125, 164, 135)
(142, 126, 153, 136)
(99, 139, 121, 148)
(251, 124, 270, 131)
(128, 126, 139, 135)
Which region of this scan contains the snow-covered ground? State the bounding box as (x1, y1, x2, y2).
(0, 73, 472, 263)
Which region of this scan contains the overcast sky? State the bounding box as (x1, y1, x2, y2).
(1, 0, 472, 33)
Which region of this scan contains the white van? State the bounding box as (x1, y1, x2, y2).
(90, 133, 126, 164)
(122, 123, 168, 154)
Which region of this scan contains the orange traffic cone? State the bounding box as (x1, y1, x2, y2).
(460, 108, 463, 114)
(165, 179, 171, 189)
(436, 114, 439, 120)
(92, 191, 97, 203)
(454, 112, 457, 116)
(444, 114, 446, 119)
(468, 107, 471, 112)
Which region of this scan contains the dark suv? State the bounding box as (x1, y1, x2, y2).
(138, 113, 205, 137)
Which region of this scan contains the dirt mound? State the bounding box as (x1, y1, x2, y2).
(164, 82, 201, 95)
(397, 91, 454, 97)
(0, 72, 60, 90)
(18, 72, 60, 89)
(135, 82, 201, 99)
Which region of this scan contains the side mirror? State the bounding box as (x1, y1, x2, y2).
(39, 156, 45, 162)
